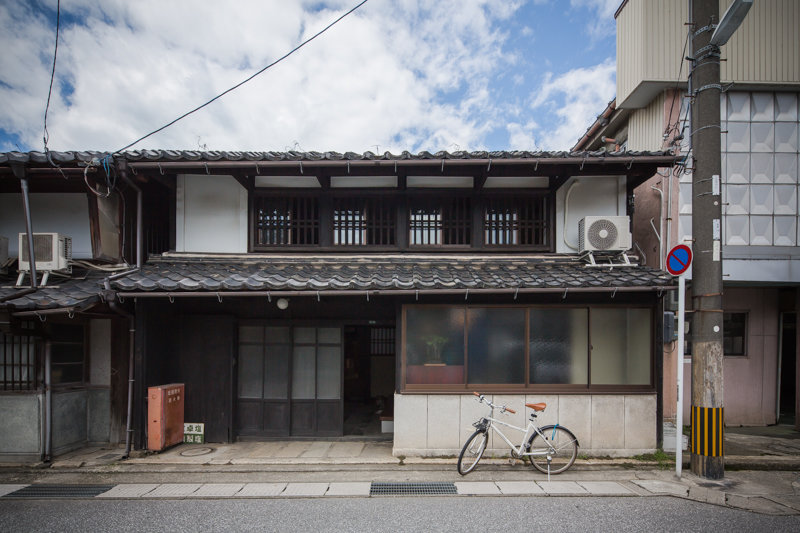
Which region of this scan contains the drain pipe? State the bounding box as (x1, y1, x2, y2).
(104, 274, 137, 458)
(650, 184, 664, 269)
(44, 340, 52, 462)
(10, 163, 38, 288)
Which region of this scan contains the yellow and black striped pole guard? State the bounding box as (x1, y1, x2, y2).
(691, 405, 724, 457)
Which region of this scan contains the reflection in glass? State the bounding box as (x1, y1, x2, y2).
(529, 308, 588, 384)
(467, 308, 525, 384)
(590, 308, 651, 385)
(405, 307, 465, 384)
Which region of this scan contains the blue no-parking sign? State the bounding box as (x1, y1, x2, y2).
(666, 244, 692, 276)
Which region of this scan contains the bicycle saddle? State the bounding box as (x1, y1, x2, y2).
(525, 402, 546, 411)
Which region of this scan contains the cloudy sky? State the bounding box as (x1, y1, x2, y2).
(0, 0, 620, 154)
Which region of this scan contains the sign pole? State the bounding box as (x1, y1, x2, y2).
(676, 274, 685, 477)
(666, 244, 692, 478)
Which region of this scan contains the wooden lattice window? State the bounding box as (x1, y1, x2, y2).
(370, 327, 396, 356)
(1, 330, 37, 391)
(333, 197, 395, 246)
(255, 196, 319, 246)
(409, 196, 471, 246)
(484, 196, 548, 247)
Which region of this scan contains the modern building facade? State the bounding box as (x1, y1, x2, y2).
(574, 0, 800, 427)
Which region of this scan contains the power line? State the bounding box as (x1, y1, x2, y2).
(42, 0, 60, 153)
(112, 0, 371, 155)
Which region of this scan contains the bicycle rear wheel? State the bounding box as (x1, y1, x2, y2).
(457, 430, 488, 475)
(526, 426, 578, 474)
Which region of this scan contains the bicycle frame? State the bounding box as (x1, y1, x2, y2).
(480, 403, 556, 458)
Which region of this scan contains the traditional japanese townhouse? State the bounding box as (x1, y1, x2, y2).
(574, 0, 800, 428)
(1, 148, 676, 461)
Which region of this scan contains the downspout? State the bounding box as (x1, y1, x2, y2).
(117, 161, 142, 269)
(650, 184, 664, 269)
(10, 163, 38, 288)
(44, 340, 52, 462)
(563, 180, 580, 251)
(104, 275, 137, 458)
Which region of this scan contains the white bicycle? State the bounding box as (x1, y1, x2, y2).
(457, 392, 579, 476)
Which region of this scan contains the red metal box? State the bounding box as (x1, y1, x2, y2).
(147, 383, 185, 451)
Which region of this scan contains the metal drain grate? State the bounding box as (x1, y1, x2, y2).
(370, 482, 457, 496)
(3, 485, 114, 499)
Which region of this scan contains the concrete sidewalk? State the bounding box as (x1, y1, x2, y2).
(1, 424, 799, 515)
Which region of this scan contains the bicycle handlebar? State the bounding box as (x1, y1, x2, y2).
(472, 392, 515, 414)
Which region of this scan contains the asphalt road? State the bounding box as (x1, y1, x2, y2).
(1, 496, 798, 533)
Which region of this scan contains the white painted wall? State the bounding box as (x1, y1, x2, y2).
(176, 174, 248, 253)
(393, 393, 656, 457)
(555, 176, 627, 253)
(0, 193, 92, 258)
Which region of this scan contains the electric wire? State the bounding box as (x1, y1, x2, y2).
(111, 0, 370, 155)
(664, 24, 692, 143)
(42, 0, 60, 154)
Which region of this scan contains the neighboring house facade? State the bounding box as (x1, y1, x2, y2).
(1, 148, 676, 462)
(574, 0, 800, 427)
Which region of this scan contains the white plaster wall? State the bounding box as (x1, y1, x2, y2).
(176, 174, 248, 253)
(0, 193, 92, 258)
(393, 393, 656, 457)
(555, 176, 628, 253)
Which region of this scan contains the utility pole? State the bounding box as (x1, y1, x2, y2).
(690, 0, 724, 479)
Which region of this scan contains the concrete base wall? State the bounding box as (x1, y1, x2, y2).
(52, 390, 87, 456)
(393, 393, 656, 458)
(0, 394, 42, 462)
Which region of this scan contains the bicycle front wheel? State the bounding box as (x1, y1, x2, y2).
(457, 430, 488, 475)
(526, 426, 578, 474)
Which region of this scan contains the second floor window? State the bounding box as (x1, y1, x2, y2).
(484, 196, 549, 247)
(333, 197, 396, 246)
(409, 197, 471, 246)
(255, 197, 319, 246)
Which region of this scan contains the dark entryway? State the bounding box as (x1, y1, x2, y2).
(779, 312, 796, 425)
(343, 325, 395, 437)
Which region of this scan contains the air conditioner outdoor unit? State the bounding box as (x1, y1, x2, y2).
(578, 216, 632, 253)
(18, 232, 72, 274)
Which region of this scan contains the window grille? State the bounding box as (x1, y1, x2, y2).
(1, 331, 37, 391)
(370, 327, 395, 356)
(333, 197, 395, 246)
(255, 197, 319, 246)
(409, 197, 471, 246)
(484, 196, 548, 247)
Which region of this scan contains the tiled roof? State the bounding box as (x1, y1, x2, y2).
(0, 274, 107, 312)
(0, 148, 675, 166)
(111, 255, 673, 293)
(1, 255, 673, 311)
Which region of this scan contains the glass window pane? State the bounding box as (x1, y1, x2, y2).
(530, 308, 588, 384)
(317, 346, 341, 399)
(238, 344, 263, 398)
(264, 344, 290, 399)
(51, 344, 84, 365)
(405, 307, 465, 385)
(590, 308, 651, 385)
(723, 313, 747, 356)
(264, 327, 291, 344)
(467, 308, 525, 384)
(318, 327, 341, 344)
(294, 327, 316, 344)
(292, 346, 316, 399)
(239, 326, 263, 343)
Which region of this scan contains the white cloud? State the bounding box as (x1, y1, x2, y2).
(527, 58, 616, 150)
(0, 0, 519, 153)
(570, 0, 619, 41)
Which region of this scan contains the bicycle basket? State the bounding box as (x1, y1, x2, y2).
(473, 418, 489, 431)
